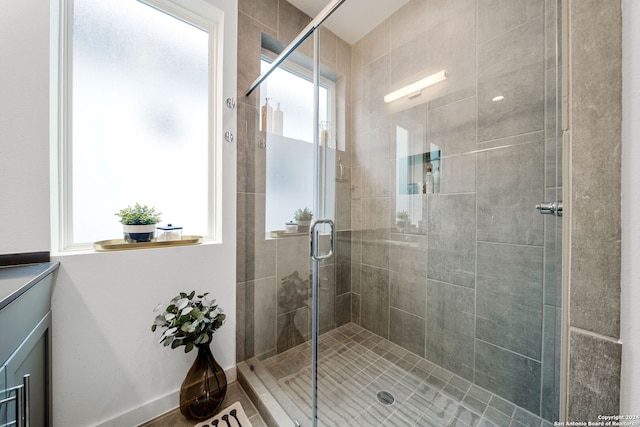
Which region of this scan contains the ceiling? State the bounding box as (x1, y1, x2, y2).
(286, 0, 410, 45)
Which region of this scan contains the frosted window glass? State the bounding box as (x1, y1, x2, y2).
(260, 60, 335, 232)
(72, 0, 209, 243)
(258, 60, 328, 142)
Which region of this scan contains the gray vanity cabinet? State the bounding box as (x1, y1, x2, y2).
(0, 263, 58, 427)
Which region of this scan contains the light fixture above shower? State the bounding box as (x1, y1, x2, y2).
(383, 70, 448, 103)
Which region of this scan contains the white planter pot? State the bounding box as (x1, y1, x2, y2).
(123, 224, 157, 243)
(296, 220, 311, 232)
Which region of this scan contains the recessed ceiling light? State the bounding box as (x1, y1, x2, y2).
(492, 95, 505, 102)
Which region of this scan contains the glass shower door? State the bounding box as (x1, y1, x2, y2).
(240, 0, 562, 425)
(311, 0, 563, 425)
(241, 23, 339, 425)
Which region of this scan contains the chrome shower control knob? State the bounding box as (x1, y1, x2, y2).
(536, 201, 563, 217)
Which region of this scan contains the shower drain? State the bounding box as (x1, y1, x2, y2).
(376, 390, 395, 406)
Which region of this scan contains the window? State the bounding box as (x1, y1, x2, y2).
(259, 56, 337, 232)
(57, 0, 221, 250)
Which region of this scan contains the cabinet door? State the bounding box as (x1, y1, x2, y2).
(5, 312, 51, 427)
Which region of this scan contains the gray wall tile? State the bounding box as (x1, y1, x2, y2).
(390, 35, 429, 88)
(335, 292, 351, 327)
(276, 0, 311, 46)
(568, 331, 621, 420)
(360, 17, 390, 66)
(336, 231, 352, 296)
(426, 0, 477, 98)
(361, 265, 390, 338)
(475, 340, 541, 414)
(245, 237, 276, 281)
(541, 305, 561, 422)
(439, 153, 476, 195)
(253, 277, 277, 358)
(478, 17, 545, 141)
(361, 229, 390, 269)
(390, 307, 426, 357)
(428, 96, 477, 157)
(568, 0, 622, 338)
(478, 65, 544, 142)
(545, 68, 561, 176)
(390, 0, 428, 49)
(428, 194, 476, 288)
(478, 17, 544, 82)
(389, 234, 428, 277)
(478, 0, 543, 43)
(426, 280, 475, 380)
(390, 271, 427, 318)
(236, 281, 247, 362)
(477, 141, 544, 245)
(476, 290, 542, 360)
(545, 0, 562, 71)
(476, 242, 543, 358)
(362, 55, 390, 131)
(320, 264, 336, 333)
(351, 261, 361, 295)
(477, 242, 543, 309)
(351, 293, 360, 325)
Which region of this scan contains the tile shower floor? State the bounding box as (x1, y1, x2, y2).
(259, 323, 553, 427)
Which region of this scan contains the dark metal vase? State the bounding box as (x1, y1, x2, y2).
(179, 344, 227, 420)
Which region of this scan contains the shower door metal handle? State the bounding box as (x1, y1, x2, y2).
(0, 375, 30, 427)
(309, 219, 335, 261)
(536, 201, 563, 217)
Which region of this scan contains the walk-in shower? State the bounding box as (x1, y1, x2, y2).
(237, 0, 563, 425)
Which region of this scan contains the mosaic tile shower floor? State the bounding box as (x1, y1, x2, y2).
(261, 323, 554, 427)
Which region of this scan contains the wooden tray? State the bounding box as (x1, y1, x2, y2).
(94, 235, 202, 251)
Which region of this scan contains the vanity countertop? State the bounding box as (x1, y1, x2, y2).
(0, 262, 59, 311)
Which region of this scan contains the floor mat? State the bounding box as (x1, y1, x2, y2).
(193, 401, 252, 427)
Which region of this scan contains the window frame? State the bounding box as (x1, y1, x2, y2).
(53, 0, 224, 252)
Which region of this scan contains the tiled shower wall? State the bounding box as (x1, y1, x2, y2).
(236, 0, 564, 422)
(346, 0, 562, 421)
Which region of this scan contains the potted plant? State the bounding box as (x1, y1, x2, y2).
(396, 210, 411, 227)
(115, 203, 161, 243)
(293, 207, 313, 232)
(152, 291, 227, 420)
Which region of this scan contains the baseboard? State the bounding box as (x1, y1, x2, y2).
(94, 366, 237, 427)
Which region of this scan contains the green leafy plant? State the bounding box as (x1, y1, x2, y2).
(294, 207, 313, 222)
(115, 203, 162, 225)
(152, 291, 225, 353)
(396, 210, 410, 220)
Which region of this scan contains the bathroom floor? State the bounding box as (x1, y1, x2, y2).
(260, 323, 554, 427)
(139, 382, 266, 427)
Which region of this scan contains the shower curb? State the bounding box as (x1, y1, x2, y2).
(237, 360, 298, 427)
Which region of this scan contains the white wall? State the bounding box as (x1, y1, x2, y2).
(1, 1, 237, 426)
(0, 1, 51, 254)
(621, 0, 640, 415)
(52, 245, 236, 426)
